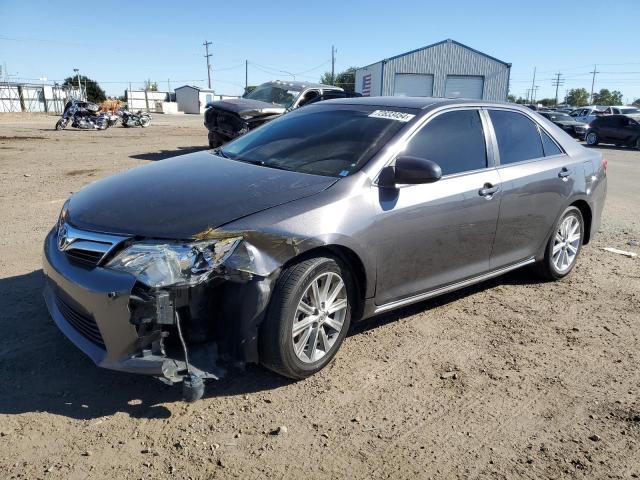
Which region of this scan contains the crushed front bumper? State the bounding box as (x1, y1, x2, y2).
(42, 229, 208, 381)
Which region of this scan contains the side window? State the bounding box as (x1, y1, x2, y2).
(540, 129, 562, 156)
(489, 110, 544, 165)
(297, 90, 320, 107)
(320, 90, 347, 101)
(403, 109, 487, 176)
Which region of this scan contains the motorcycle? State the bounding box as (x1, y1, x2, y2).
(55, 100, 117, 131)
(119, 109, 152, 128)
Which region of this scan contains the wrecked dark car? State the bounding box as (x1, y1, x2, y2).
(203, 80, 350, 148)
(43, 97, 607, 401)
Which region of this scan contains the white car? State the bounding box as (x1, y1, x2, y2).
(570, 106, 606, 124)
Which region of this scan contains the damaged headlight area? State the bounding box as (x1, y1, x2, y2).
(106, 237, 243, 288)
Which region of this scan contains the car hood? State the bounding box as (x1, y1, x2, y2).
(66, 151, 337, 239)
(207, 98, 287, 118)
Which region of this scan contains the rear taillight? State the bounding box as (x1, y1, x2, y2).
(601, 158, 608, 172)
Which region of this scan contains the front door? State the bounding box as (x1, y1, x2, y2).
(373, 108, 501, 306)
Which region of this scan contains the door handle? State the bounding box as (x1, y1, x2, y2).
(478, 183, 499, 197)
(558, 167, 572, 179)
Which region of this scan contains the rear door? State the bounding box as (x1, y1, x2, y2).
(374, 108, 501, 305)
(487, 108, 578, 268)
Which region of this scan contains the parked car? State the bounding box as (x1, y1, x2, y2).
(43, 97, 607, 401)
(601, 105, 640, 121)
(583, 114, 640, 148)
(569, 106, 606, 124)
(538, 111, 584, 137)
(204, 80, 356, 148)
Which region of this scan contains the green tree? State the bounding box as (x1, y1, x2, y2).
(320, 67, 357, 93)
(592, 88, 623, 105)
(143, 79, 158, 91)
(244, 85, 257, 96)
(633, 98, 640, 107)
(566, 88, 589, 107)
(63, 75, 106, 103)
(537, 98, 556, 107)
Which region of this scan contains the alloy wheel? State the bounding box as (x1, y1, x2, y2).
(292, 272, 347, 363)
(586, 132, 597, 145)
(552, 214, 581, 273)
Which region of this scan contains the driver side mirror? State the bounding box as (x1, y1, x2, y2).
(378, 156, 442, 188)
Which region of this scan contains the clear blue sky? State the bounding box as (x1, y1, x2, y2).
(2, 0, 640, 103)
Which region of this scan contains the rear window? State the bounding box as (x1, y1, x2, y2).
(489, 110, 544, 165)
(220, 104, 416, 177)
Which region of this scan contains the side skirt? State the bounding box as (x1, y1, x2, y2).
(371, 257, 536, 315)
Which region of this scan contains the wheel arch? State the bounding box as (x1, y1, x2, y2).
(280, 244, 367, 321)
(570, 199, 593, 244)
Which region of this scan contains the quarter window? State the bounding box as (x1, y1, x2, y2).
(403, 110, 487, 175)
(489, 110, 544, 165)
(540, 130, 562, 156)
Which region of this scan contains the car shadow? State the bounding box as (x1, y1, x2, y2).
(0, 266, 542, 420)
(130, 146, 209, 161)
(351, 267, 545, 335)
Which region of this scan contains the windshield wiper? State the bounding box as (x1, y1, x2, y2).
(233, 157, 292, 172)
(212, 148, 228, 158)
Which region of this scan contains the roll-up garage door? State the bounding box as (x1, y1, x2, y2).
(393, 73, 434, 97)
(445, 75, 484, 99)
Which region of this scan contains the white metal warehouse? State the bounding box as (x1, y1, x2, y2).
(355, 39, 511, 101)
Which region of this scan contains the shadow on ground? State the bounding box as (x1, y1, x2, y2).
(0, 266, 543, 420)
(130, 146, 209, 161)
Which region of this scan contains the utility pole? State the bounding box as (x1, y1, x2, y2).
(530, 67, 536, 104)
(552, 72, 565, 106)
(589, 65, 599, 104)
(73, 68, 81, 98)
(203, 41, 212, 89)
(331, 45, 336, 85)
(532, 86, 540, 103)
(245, 60, 248, 90)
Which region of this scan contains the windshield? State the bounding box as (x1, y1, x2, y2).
(220, 104, 417, 177)
(620, 108, 640, 114)
(243, 84, 303, 108)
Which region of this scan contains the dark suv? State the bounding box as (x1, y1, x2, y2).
(584, 114, 640, 149)
(204, 80, 353, 148)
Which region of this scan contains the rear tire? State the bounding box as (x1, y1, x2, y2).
(585, 132, 599, 146)
(259, 255, 354, 379)
(535, 206, 584, 281)
(636, 138, 640, 150)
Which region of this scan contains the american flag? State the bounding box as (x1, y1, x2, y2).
(362, 74, 371, 97)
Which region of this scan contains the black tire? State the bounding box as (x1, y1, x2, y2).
(636, 138, 640, 150)
(585, 131, 599, 146)
(55, 119, 67, 130)
(259, 255, 354, 379)
(140, 116, 151, 127)
(535, 206, 584, 281)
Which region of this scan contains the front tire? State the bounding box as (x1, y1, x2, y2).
(55, 119, 67, 130)
(585, 131, 599, 146)
(259, 255, 354, 379)
(140, 116, 151, 127)
(535, 206, 584, 280)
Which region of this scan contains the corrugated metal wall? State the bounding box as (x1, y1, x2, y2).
(377, 40, 510, 101)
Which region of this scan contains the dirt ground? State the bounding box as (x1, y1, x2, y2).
(0, 112, 638, 480)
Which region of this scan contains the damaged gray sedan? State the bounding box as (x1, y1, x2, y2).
(43, 97, 607, 401)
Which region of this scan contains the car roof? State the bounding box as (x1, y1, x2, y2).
(320, 96, 534, 112)
(263, 80, 341, 90)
